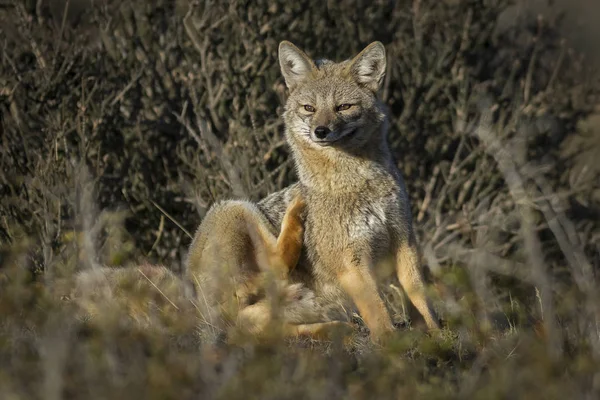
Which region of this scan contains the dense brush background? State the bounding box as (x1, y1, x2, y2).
(1, 0, 600, 398)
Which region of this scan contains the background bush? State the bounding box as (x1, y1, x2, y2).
(1, 0, 599, 398)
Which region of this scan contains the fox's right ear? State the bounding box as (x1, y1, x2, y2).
(347, 41, 386, 92)
(278, 41, 315, 92)
(245, 220, 280, 275)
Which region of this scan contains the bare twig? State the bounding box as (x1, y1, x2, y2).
(110, 69, 144, 107)
(137, 268, 180, 311)
(150, 200, 192, 239)
(474, 113, 563, 360)
(417, 165, 439, 222)
(147, 215, 165, 256)
(52, 0, 70, 64)
(446, 244, 534, 284)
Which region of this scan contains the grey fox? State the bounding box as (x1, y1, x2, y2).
(255, 40, 440, 342)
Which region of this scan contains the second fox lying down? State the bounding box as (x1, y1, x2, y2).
(70, 196, 341, 341)
(186, 40, 440, 342)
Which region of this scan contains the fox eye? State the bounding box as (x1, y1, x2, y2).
(303, 105, 315, 113)
(336, 104, 353, 111)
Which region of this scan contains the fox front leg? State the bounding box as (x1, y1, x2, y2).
(338, 252, 395, 343)
(395, 237, 440, 330)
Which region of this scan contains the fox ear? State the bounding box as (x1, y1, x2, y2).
(279, 41, 315, 91)
(347, 41, 386, 92)
(245, 220, 282, 276)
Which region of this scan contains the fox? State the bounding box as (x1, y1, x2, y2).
(63, 196, 347, 342)
(254, 40, 441, 342)
(183, 194, 351, 342)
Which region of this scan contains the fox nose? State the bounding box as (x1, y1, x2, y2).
(314, 126, 331, 140)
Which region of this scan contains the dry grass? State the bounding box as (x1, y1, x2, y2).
(1, 0, 599, 398)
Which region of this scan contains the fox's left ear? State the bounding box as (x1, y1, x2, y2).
(347, 41, 386, 92)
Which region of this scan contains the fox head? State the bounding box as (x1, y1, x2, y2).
(278, 41, 388, 151)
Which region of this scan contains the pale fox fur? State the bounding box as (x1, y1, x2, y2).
(256, 41, 441, 342)
(64, 263, 198, 334)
